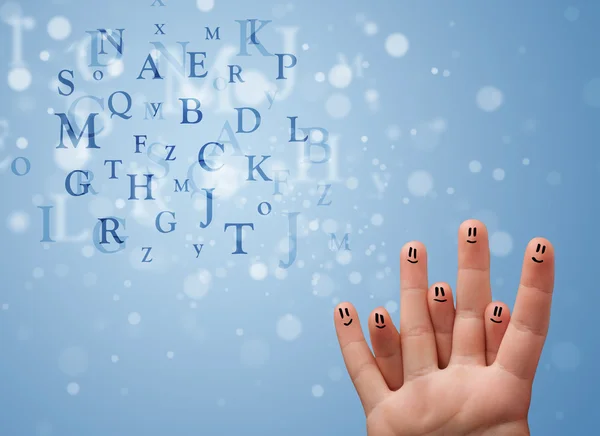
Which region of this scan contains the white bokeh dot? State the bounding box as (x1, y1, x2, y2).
(33, 267, 44, 279)
(66, 382, 80, 396)
(183, 269, 212, 300)
(81, 245, 94, 258)
(365, 90, 378, 104)
(249, 262, 268, 280)
(328, 64, 352, 89)
(276, 314, 302, 341)
(547, 171, 562, 186)
(564, 7, 579, 22)
(385, 300, 398, 313)
(16, 137, 28, 149)
(364, 21, 378, 35)
(275, 267, 288, 280)
(7, 211, 29, 233)
(40, 50, 50, 61)
(371, 213, 384, 226)
(336, 250, 352, 265)
(128, 312, 141, 325)
(315, 72, 325, 82)
(107, 59, 124, 77)
(489, 231, 513, 257)
(312, 273, 335, 297)
(469, 160, 482, 173)
(325, 94, 351, 118)
(349, 271, 362, 284)
(32, 195, 44, 206)
(476, 86, 503, 112)
(407, 170, 434, 197)
(492, 168, 505, 181)
(312, 384, 324, 397)
(196, 0, 215, 12)
(322, 219, 337, 234)
(8, 67, 32, 91)
(385, 33, 409, 57)
(346, 177, 359, 190)
(47, 16, 71, 40)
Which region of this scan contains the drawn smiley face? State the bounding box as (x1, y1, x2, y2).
(532, 243, 546, 263)
(407, 246, 418, 264)
(374, 312, 386, 329)
(467, 227, 477, 244)
(338, 307, 353, 326)
(490, 305, 503, 323)
(433, 286, 447, 302)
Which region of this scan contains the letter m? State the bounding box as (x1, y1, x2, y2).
(329, 233, 350, 251)
(55, 113, 100, 149)
(205, 27, 220, 40)
(174, 178, 190, 192)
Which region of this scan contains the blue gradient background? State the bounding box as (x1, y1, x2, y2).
(0, 0, 598, 435)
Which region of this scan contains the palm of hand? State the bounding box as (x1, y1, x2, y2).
(368, 365, 530, 436)
(334, 220, 554, 436)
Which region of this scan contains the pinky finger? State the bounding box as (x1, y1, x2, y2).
(485, 302, 510, 365)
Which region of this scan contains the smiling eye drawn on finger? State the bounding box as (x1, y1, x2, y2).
(532, 243, 546, 263)
(490, 306, 503, 323)
(467, 226, 477, 244)
(338, 307, 353, 326)
(433, 286, 447, 302)
(407, 246, 418, 264)
(374, 313, 386, 329)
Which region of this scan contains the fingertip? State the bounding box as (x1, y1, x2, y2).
(401, 241, 427, 262)
(458, 220, 490, 267)
(428, 282, 453, 304)
(334, 302, 357, 325)
(459, 219, 488, 239)
(527, 237, 554, 262)
(522, 238, 555, 289)
(369, 307, 394, 329)
(486, 301, 510, 325)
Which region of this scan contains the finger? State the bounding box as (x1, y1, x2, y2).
(400, 242, 438, 380)
(369, 307, 403, 390)
(427, 282, 455, 369)
(334, 302, 389, 413)
(451, 220, 491, 366)
(485, 302, 510, 365)
(495, 238, 555, 381)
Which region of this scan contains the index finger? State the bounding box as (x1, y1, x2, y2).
(494, 238, 555, 381)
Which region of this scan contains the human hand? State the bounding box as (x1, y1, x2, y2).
(334, 220, 554, 436)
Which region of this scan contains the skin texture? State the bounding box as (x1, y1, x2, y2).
(334, 220, 555, 436)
